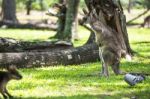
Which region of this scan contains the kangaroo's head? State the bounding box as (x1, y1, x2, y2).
(7, 65, 22, 80)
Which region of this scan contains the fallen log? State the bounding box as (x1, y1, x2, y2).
(0, 37, 73, 52)
(0, 21, 57, 31)
(0, 43, 99, 68)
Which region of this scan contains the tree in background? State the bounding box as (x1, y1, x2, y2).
(1, 0, 18, 23)
(84, 0, 132, 57)
(26, 0, 34, 15)
(62, 0, 80, 42)
(50, 0, 80, 43)
(127, 0, 150, 24)
(39, 0, 48, 11)
(26, 0, 47, 15)
(127, 0, 132, 13)
(51, 0, 67, 40)
(144, 0, 150, 9)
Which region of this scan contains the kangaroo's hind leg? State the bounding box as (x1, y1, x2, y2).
(1, 88, 8, 99)
(111, 60, 123, 75)
(99, 47, 109, 77)
(5, 87, 13, 99)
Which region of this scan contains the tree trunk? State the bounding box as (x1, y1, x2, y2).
(62, 0, 80, 41)
(26, 0, 33, 15)
(85, 0, 132, 55)
(1, 0, 18, 23)
(115, 0, 132, 54)
(72, 13, 79, 41)
(0, 21, 57, 30)
(127, 0, 132, 13)
(53, 0, 67, 39)
(51, 0, 80, 42)
(72, 2, 80, 41)
(0, 43, 99, 68)
(0, 37, 73, 52)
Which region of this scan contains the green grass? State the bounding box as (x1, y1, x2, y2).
(0, 27, 150, 99)
(0, 29, 55, 42)
(0, 26, 90, 46)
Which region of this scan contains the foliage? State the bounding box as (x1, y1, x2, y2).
(0, 0, 149, 11)
(15, 0, 58, 11)
(120, 0, 148, 9)
(0, 28, 150, 99)
(144, 0, 150, 9)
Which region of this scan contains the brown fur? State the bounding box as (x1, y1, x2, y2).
(89, 11, 126, 77)
(0, 65, 22, 99)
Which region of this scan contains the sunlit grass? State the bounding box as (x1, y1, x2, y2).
(0, 27, 150, 99)
(0, 29, 55, 41)
(128, 28, 150, 43)
(0, 26, 90, 46)
(7, 62, 150, 99)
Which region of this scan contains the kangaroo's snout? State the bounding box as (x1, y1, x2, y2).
(11, 72, 22, 80)
(7, 65, 23, 80)
(0, 65, 22, 99)
(16, 74, 23, 80)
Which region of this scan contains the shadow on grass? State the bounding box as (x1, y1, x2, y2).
(13, 89, 150, 99)
(22, 66, 124, 82)
(121, 60, 150, 73)
(132, 41, 150, 44)
(131, 41, 150, 53)
(22, 67, 100, 81)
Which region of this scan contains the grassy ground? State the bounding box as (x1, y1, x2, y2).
(0, 27, 150, 99)
(0, 26, 90, 46)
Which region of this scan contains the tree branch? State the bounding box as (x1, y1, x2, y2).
(127, 9, 150, 24)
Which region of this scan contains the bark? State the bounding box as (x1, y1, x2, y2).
(84, 0, 132, 55)
(53, 0, 67, 39)
(26, 0, 33, 15)
(72, 13, 79, 41)
(0, 43, 99, 68)
(72, 1, 80, 41)
(1, 0, 18, 23)
(0, 38, 72, 52)
(127, 0, 132, 13)
(62, 0, 80, 41)
(115, 1, 132, 54)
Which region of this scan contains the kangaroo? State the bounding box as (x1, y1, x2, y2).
(141, 15, 150, 28)
(0, 65, 22, 99)
(93, 22, 124, 77)
(86, 10, 130, 77)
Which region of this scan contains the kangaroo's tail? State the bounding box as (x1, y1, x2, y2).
(125, 54, 132, 61)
